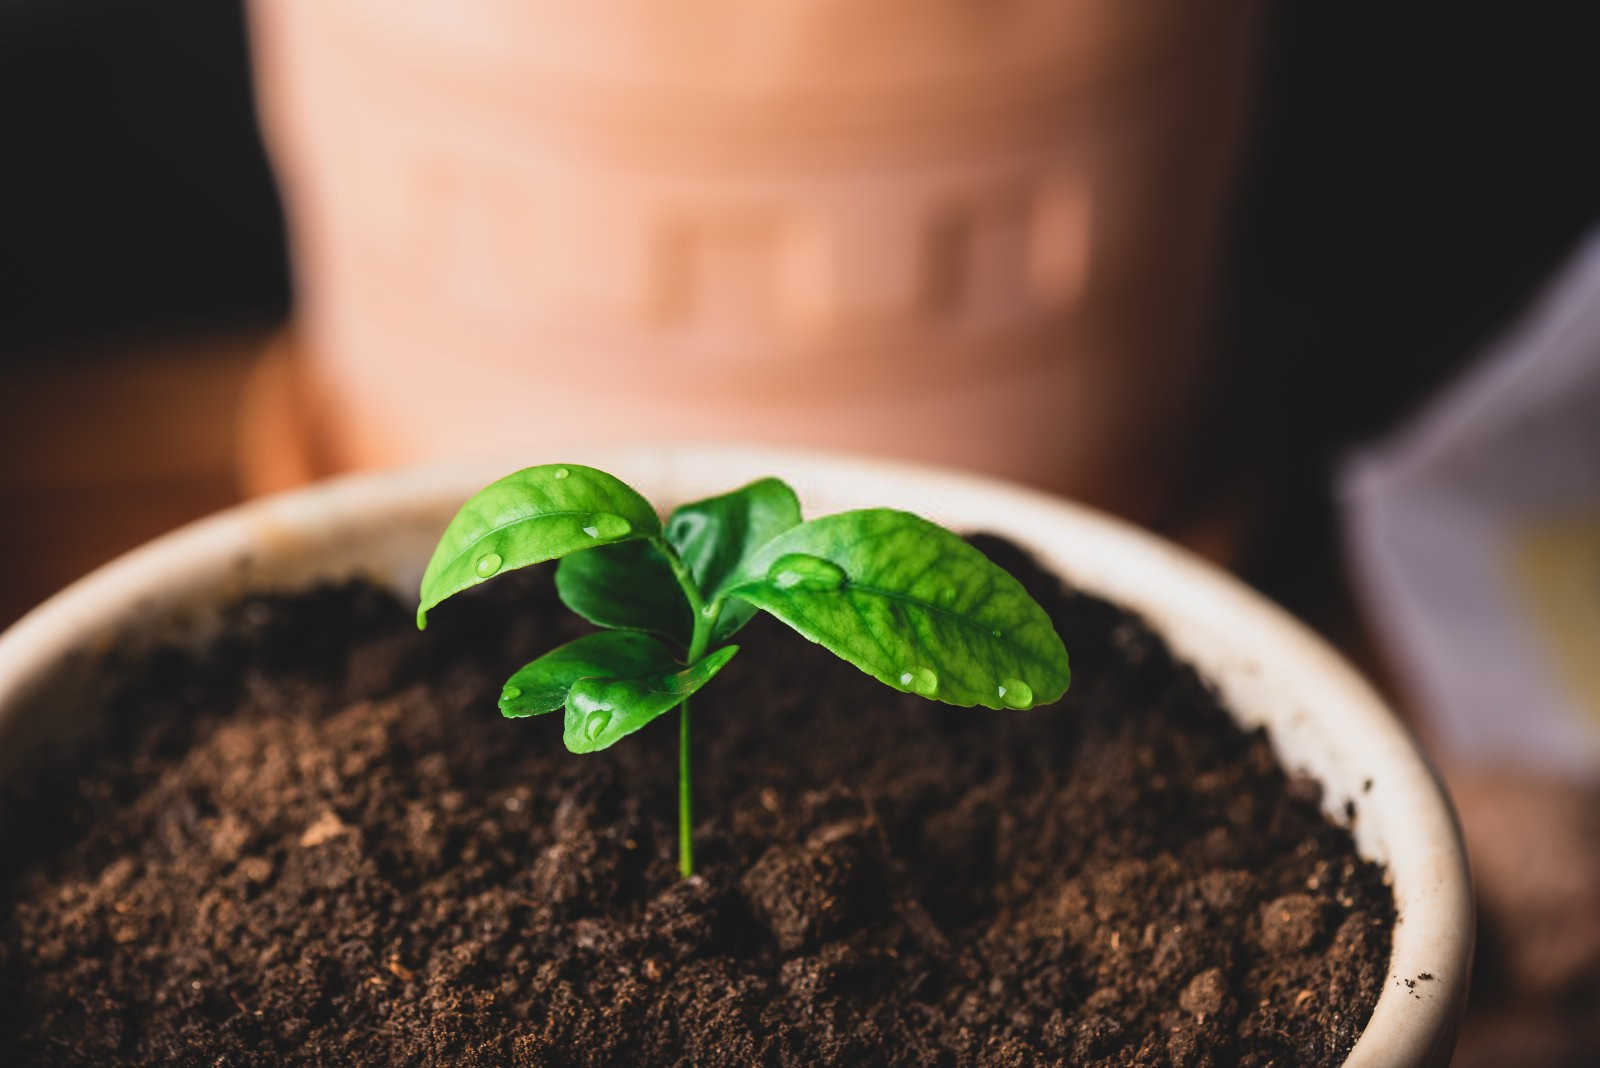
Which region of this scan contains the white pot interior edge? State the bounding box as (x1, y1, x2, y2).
(0, 444, 1470, 1067)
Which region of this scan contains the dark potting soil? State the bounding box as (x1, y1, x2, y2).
(0, 537, 1393, 1066)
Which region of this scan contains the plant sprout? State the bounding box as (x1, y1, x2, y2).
(417, 464, 1071, 877)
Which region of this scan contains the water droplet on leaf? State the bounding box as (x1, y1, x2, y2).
(474, 552, 503, 577)
(581, 513, 632, 539)
(584, 708, 612, 740)
(501, 684, 522, 701)
(552, 467, 569, 479)
(997, 678, 1034, 709)
(901, 667, 938, 696)
(768, 553, 847, 591)
(992, 629, 1003, 638)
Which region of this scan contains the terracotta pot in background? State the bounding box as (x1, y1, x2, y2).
(247, 1, 1258, 522)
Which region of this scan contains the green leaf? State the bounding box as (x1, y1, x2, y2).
(725, 509, 1070, 709)
(666, 477, 802, 641)
(497, 631, 682, 718)
(564, 646, 740, 753)
(555, 540, 693, 646)
(417, 464, 660, 628)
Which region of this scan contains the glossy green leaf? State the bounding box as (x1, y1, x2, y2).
(666, 477, 802, 641)
(497, 631, 682, 718)
(563, 645, 740, 753)
(417, 464, 659, 628)
(725, 509, 1070, 709)
(555, 540, 693, 646)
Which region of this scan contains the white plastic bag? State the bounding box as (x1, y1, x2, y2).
(1342, 231, 1600, 779)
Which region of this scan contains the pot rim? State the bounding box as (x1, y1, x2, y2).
(0, 443, 1470, 1066)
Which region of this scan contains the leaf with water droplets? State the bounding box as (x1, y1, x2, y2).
(563, 645, 739, 753)
(665, 477, 802, 642)
(497, 631, 681, 718)
(417, 464, 659, 628)
(725, 509, 1070, 708)
(556, 540, 693, 646)
(547, 477, 800, 646)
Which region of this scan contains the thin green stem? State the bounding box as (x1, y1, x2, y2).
(678, 695, 694, 878)
(650, 535, 705, 618)
(678, 604, 713, 878)
(654, 535, 715, 878)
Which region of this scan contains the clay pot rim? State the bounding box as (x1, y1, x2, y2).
(0, 444, 1470, 1066)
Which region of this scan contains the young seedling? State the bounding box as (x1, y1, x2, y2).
(417, 464, 1071, 877)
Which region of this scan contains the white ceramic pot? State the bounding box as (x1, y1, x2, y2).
(0, 446, 1470, 1065)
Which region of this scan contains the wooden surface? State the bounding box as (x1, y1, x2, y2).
(0, 331, 268, 628)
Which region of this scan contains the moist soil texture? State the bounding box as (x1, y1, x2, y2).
(0, 537, 1393, 1066)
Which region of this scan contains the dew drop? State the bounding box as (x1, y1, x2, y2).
(902, 667, 938, 696)
(701, 603, 718, 619)
(501, 684, 522, 701)
(767, 553, 847, 591)
(992, 629, 1003, 638)
(997, 678, 1034, 709)
(581, 513, 633, 539)
(584, 708, 612, 740)
(474, 552, 503, 577)
(552, 467, 570, 480)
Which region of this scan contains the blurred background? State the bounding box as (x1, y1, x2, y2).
(2, 3, 1596, 1062)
